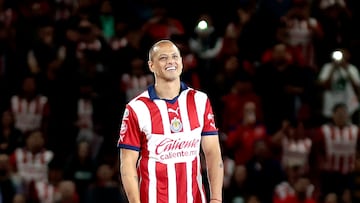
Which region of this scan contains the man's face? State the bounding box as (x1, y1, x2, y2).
(22, 77, 36, 95)
(148, 42, 183, 82)
(333, 107, 348, 126)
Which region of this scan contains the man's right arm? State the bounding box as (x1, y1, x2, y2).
(120, 148, 140, 203)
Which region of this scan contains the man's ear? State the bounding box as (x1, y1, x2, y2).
(148, 61, 154, 73)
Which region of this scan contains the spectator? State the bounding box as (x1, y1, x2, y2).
(120, 56, 153, 102)
(64, 140, 96, 203)
(0, 110, 24, 155)
(97, 0, 115, 42)
(312, 103, 360, 199)
(245, 139, 285, 203)
(141, 3, 185, 43)
(26, 20, 66, 87)
(314, 0, 352, 66)
(85, 163, 127, 203)
(74, 79, 103, 159)
(28, 157, 64, 203)
(317, 48, 360, 122)
(0, 153, 17, 203)
(254, 43, 307, 134)
(270, 119, 312, 173)
(273, 165, 316, 203)
(189, 13, 223, 92)
(9, 129, 54, 193)
(225, 101, 267, 166)
(10, 75, 50, 135)
(281, 0, 323, 70)
(55, 180, 79, 203)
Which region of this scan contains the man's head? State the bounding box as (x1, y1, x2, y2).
(21, 75, 37, 98)
(332, 103, 349, 127)
(25, 130, 45, 153)
(148, 40, 183, 82)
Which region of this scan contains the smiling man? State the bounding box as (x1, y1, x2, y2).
(118, 39, 224, 203)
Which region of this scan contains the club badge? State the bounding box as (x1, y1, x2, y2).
(170, 117, 183, 133)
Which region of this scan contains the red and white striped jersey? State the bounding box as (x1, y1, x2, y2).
(274, 181, 314, 203)
(118, 83, 218, 203)
(35, 181, 57, 203)
(10, 148, 54, 184)
(320, 124, 358, 174)
(281, 137, 312, 170)
(10, 95, 48, 133)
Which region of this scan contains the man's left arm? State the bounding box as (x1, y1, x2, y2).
(201, 135, 224, 203)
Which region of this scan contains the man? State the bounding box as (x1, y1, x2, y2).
(10, 75, 49, 134)
(118, 40, 224, 203)
(312, 103, 360, 199)
(317, 48, 360, 121)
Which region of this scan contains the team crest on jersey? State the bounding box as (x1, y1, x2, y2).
(170, 117, 183, 133)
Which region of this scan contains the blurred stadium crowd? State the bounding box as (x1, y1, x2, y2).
(1, 0, 360, 202)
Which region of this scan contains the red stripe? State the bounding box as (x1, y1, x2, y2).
(138, 97, 164, 134)
(22, 149, 27, 163)
(139, 159, 149, 203)
(156, 162, 168, 203)
(176, 163, 187, 203)
(186, 90, 200, 130)
(166, 101, 184, 133)
(192, 157, 202, 202)
(329, 128, 336, 171)
(41, 150, 45, 164)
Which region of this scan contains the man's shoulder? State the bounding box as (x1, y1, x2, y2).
(128, 90, 150, 105)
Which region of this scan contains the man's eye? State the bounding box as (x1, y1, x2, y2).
(159, 57, 167, 61)
(173, 55, 179, 59)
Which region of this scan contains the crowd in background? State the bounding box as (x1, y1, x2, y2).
(1, 0, 360, 202)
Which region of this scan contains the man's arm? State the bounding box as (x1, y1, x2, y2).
(119, 148, 140, 203)
(201, 135, 224, 203)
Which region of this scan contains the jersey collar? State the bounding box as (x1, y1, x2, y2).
(148, 82, 188, 103)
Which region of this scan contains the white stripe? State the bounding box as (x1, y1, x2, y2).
(179, 90, 190, 132)
(197, 157, 206, 203)
(148, 159, 157, 203)
(28, 99, 36, 113)
(194, 91, 207, 127)
(186, 161, 193, 203)
(154, 100, 171, 135)
(11, 96, 19, 112)
(167, 163, 177, 203)
(131, 98, 152, 139)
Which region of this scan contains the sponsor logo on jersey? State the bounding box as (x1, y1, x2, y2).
(168, 107, 180, 116)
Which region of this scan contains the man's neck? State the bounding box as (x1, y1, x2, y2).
(154, 80, 181, 100)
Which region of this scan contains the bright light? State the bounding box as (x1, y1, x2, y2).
(197, 20, 208, 30)
(332, 50, 343, 61)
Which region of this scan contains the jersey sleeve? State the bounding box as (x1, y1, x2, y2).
(201, 98, 218, 136)
(117, 105, 142, 151)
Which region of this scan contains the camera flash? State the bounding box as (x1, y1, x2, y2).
(332, 50, 343, 61)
